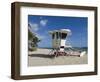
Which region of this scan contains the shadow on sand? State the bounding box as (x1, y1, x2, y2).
(29, 54, 55, 58)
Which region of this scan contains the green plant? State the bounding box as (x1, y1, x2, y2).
(28, 29, 41, 51)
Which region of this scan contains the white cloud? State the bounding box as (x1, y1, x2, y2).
(29, 22, 39, 32)
(40, 19, 48, 26)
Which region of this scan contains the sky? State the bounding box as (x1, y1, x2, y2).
(28, 15, 88, 48)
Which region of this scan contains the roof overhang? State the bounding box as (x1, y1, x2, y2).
(49, 29, 72, 35)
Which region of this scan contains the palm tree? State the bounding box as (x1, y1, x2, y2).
(28, 24, 41, 51)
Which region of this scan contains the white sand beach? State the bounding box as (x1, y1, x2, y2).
(28, 48, 88, 66)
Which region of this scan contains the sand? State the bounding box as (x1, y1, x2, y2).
(28, 48, 88, 66)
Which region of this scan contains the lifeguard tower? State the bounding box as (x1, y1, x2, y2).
(49, 29, 86, 57)
(49, 29, 71, 51)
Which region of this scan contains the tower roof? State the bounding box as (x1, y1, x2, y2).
(49, 29, 72, 36)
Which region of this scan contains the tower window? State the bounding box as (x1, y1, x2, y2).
(56, 32, 59, 39)
(61, 33, 67, 39)
(52, 34, 54, 39)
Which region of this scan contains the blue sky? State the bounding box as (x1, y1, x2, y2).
(28, 15, 88, 48)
